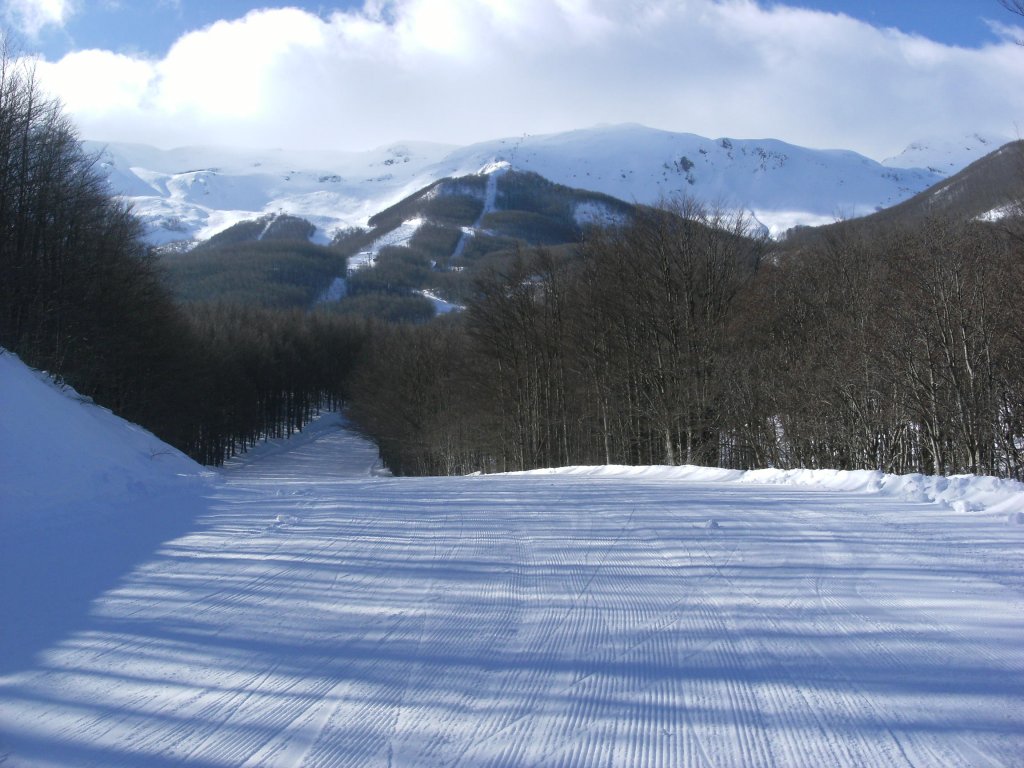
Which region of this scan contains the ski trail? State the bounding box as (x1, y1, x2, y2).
(256, 215, 276, 241)
(1, 427, 1023, 766)
(452, 163, 506, 260)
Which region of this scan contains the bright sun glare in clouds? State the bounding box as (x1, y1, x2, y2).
(10, 1, 1024, 158)
(155, 10, 328, 119)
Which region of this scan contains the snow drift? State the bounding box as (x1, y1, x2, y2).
(0, 349, 211, 674)
(518, 463, 1024, 523)
(0, 349, 206, 519)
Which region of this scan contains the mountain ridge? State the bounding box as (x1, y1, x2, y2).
(85, 124, 1009, 247)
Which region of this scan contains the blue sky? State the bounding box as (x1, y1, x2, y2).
(4, 1, 1022, 157)
(789, 1, 1012, 48)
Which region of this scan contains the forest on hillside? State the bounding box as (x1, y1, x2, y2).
(2, 49, 1023, 479)
(349, 203, 1024, 480)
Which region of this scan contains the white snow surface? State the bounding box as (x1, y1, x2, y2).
(3, 348, 1024, 766)
(452, 163, 506, 259)
(883, 132, 1014, 175)
(573, 200, 632, 228)
(979, 203, 1021, 223)
(348, 217, 426, 272)
(87, 140, 453, 247)
(0, 350, 206, 520)
(0, 349, 212, 684)
(86, 124, 992, 246)
(417, 289, 465, 315)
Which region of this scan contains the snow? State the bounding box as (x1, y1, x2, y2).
(438, 125, 946, 228)
(86, 140, 455, 247)
(316, 276, 347, 303)
(0, 350, 205, 521)
(883, 132, 1013, 175)
(753, 209, 843, 237)
(88, 124, 992, 247)
(255, 215, 276, 241)
(573, 200, 631, 228)
(452, 163, 506, 259)
(978, 203, 1019, 223)
(0, 349, 211, 677)
(518, 463, 1024, 521)
(417, 289, 464, 315)
(478, 160, 512, 175)
(348, 217, 426, 272)
(3, 347, 1024, 766)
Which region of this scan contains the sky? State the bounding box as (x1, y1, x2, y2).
(3, 0, 1023, 159)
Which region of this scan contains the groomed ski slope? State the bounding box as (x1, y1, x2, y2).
(2, 416, 1024, 766)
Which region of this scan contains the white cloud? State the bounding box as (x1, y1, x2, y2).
(4, 0, 75, 38)
(985, 17, 1024, 43)
(41, 49, 153, 114)
(29, 0, 1024, 159)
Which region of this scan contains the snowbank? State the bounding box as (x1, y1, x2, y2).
(516, 463, 1024, 521)
(0, 349, 207, 520)
(0, 349, 214, 673)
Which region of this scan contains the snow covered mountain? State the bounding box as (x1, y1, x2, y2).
(86, 125, 1007, 246)
(882, 132, 1014, 175)
(84, 139, 457, 247)
(862, 139, 1024, 227)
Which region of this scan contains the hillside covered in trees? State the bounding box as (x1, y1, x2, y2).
(348, 196, 1024, 479)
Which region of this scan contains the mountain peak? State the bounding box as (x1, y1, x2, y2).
(883, 132, 1014, 174)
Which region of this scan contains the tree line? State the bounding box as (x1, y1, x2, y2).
(349, 202, 1024, 480)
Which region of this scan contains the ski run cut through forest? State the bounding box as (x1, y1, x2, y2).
(2, 350, 1024, 767)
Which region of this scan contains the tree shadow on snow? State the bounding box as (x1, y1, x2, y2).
(0, 485, 209, 676)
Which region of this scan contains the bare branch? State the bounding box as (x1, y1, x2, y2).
(1002, 0, 1024, 16)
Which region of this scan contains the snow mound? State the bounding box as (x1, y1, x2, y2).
(0, 349, 212, 674)
(515, 463, 1024, 520)
(0, 349, 207, 520)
